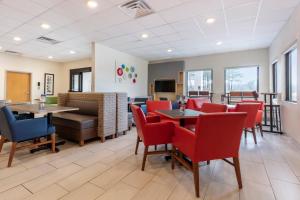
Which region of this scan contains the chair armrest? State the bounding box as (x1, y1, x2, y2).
(11, 117, 49, 141)
(146, 115, 161, 123)
(143, 122, 174, 146)
(172, 126, 196, 158)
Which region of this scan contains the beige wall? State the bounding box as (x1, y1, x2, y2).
(269, 4, 300, 142)
(0, 53, 65, 100)
(93, 43, 148, 97)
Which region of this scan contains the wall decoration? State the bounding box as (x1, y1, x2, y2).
(44, 73, 54, 95)
(116, 62, 138, 84)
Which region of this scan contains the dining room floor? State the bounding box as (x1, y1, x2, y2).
(1, 128, 300, 200)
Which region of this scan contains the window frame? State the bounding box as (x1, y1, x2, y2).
(186, 69, 213, 94)
(272, 62, 278, 93)
(69, 67, 92, 92)
(285, 48, 297, 102)
(224, 65, 260, 93)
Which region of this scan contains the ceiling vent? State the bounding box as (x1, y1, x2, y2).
(119, 0, 153, 19)
(36, 36, 61, 45)
(4, 50, 22, 56)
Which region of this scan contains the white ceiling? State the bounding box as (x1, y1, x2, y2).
(0, 0, 299, 62)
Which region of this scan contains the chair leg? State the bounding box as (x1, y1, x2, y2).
(154, 145, 157, 150)
(233, 157, 243, 189)
(141, 146, 148, 171)
(79, 140, 84, 146)
(207, 160, 210, 165)
(165, 144, 168, 152)
(192, 162, 200, 198)
(171, 146, 176, 170)
(51, 134, 56, 153)
(252, 127, 257, 144)
(259, 124, 263, 137)
(244, 129, 247, 139)
(135, 135, 140, 155)
(8, 142, 17, 167)
(0, 136, 6, 153)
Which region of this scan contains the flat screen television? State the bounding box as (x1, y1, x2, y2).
(155, 80, 176, 92)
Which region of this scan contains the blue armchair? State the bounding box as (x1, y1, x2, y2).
(0, 106, 56, 167)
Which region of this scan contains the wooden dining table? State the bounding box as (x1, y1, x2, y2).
(155, 109, 204, 126)
(9, 104, 79, 152)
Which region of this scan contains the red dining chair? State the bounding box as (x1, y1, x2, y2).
(146, 100, 172, 117)
(185, 103, 227, 130)
(185, 98, 211, 111)
(241, 100, 265, 137)
(131, 105, 174, 170)
(231, 103, 260, 144)
(172, 113, 247, 198)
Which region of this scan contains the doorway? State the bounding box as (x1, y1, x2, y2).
(6, 71, 31, 102)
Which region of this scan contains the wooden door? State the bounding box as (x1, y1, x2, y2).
(6, 71, 31, 102)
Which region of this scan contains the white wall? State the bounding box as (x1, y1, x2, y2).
(93, 43, 148, 97)
(0, 53, 65, 100)
(183, 48, 270, 102)
(269, 4, 300, 142)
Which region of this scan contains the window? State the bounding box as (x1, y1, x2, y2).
(285, 48, 297, 102)
(70, 67, 92, 92)
(187, 70, 213, 93)
(225, 66, 259, 93)
(272, 62, 278, 93)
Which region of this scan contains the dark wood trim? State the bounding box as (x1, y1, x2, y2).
(69, 67, 92, 92)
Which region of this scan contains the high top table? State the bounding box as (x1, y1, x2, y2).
(9, 104, 79, 152)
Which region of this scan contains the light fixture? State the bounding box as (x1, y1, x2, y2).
(87, 0, 98, 9)
(141, 33, 149, 39)
(167, 49, 173, 53)
(13, 36, 21, 41)
(48, 56, 53, 59)
(69, 50, 76, 54)
(216, 41, 223, 46)
(41, 23, 51, 30)
(206, 18, 216, 24)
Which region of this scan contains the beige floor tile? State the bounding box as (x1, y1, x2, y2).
(0, 185, 32, 200)
(240, 181, 275, 200)
(122, 169, 154, 189)
(23, 163, 82, 193)
(74, 149, 115, 167)
(60, 183, 105, 200)
(91, 161, 137, 190)
(0, 165, 26, 180)
(95, 182, 138, 200)
(24, 184, 67, 200)
(240, 160, 270, 185)
(48, 150, 93, 168)
(212, 160, 238, 187)
(131, 180, 174, 200)
(271, 179, 300, 200)
(264, 159, 299, 184)
(0, 163, 55, 193)
(204, 181, 239, 200)
(58, 162, 109, 191)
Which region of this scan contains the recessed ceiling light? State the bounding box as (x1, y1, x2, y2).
(167, 49, 173, 53)
(141, 33, 149, 39)
(206, 18, 216, 24)
(87, 0, 98, 9)
(216, 41, 223, 46)
(13, 36, 21, 41)
(69, 50, 76, 54)
(41, 23, 51, 30)
(48, 56, 53, 59)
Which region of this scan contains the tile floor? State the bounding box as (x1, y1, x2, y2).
(1, 128, 300, 200)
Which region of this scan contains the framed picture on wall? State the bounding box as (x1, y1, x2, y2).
(44, 73, 54, 95)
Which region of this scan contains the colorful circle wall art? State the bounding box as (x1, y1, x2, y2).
(116, 63, 138, 84)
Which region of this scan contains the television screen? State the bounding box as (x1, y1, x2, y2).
(155, 80, 176, 92)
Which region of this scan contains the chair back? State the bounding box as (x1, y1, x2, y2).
(234, 103, 260, 128)
(0, 106, 16, 140)
(193, 113, 247, 161)
(131, 105, 147, 141)
(200, 103, 227, 113)
(186, 98, 210, 110)
(241, 100, 264, 110)
(146, 100, 172, 112)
